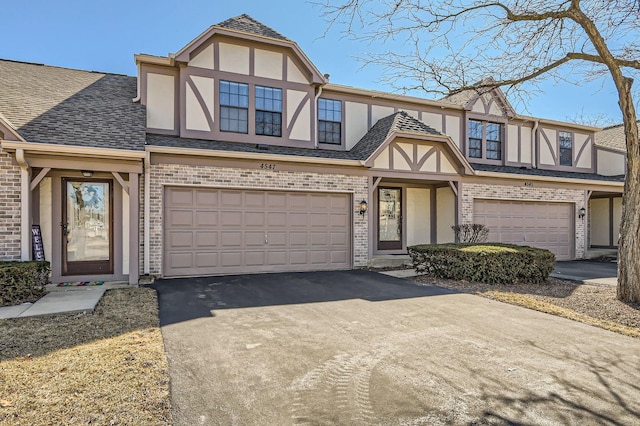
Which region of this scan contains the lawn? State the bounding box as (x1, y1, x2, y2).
(0, 288, 171, 425)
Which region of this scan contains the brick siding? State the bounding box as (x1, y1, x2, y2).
(0, 148, 21, 260)
(148, 163, 368, 276)
(460, 182, 586, 258)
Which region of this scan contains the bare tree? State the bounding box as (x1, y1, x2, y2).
(319, 0, 640, 302)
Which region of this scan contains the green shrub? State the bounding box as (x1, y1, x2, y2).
(408, 243, 555, 284)
(0, 261, 50, 307)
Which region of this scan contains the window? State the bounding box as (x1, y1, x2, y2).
(220, 81, 248, 133)
(468, 120, 483, 158)
(559, 131, 573, 166)
(318, 98, 342, 144)
(467, 120, 503, 160)
(486, 123, 502, 160)
(255, 86, 282, 137)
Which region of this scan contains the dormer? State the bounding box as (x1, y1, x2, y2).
(136, 14, 327, 148)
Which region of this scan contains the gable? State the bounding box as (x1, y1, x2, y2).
(468, 90, 514, 118)
(365, 134, 473, 175)
(174, 24, 325, 84)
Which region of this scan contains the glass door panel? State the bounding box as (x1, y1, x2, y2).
(62, 179, 113, 275)
(378, 188, 402, 250)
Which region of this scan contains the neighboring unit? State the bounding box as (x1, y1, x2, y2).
(0, 14, 625, 283)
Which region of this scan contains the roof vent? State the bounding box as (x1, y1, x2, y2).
(324, 73, 330, 81)
(256, 144, 269, 150)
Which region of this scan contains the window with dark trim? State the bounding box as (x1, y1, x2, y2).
(318, 98, 342, 144)
(468, 120, 483, 158)
(255, 85, 282, 137)
(468, 120, 503, 160)
(220, 81, 248, 133)
(486, 123, 502, 160)
(559, 131, 573, 166)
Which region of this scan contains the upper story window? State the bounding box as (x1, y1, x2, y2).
(255, 86, 282, 137)
(318, 98, 342, 144)
(467, 119, 503, 161)
(220, 81, 248, 134)
(559, 131, 573, 166)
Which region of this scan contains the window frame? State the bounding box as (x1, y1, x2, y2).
(318, 98, 342, 145)
(466, 118, 504, 163)
(219, 80, 249, 134)
(559, 130, 573, 166)
(255, 85, 282, 137)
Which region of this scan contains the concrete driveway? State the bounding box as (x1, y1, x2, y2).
(152, 270, 640, 425)
(552, 260, 618, 285)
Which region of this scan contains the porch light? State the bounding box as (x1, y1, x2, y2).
(359, 200, 368, 216)
(578, 207, 586, 220)
(81, 170, 94, 177)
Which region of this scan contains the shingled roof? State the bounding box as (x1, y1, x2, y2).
(349, 111, 442, 159)
(473, 163, 624, 182)
(215, 14, 290, 41)
(595, 122, 637, 153)
(0, 59, 146, 151)
(147, 111, 443, 162)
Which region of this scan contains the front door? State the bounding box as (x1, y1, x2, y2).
(62, 179, 113, 275)
(378, 187, 402, 250)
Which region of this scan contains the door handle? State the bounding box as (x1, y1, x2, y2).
(265, 233, 268, 245)
(61, 222, 68, 235)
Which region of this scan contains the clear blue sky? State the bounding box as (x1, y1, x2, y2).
(1, 0, 625, 125)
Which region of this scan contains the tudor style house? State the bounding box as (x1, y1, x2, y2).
(0, 15, 626, 284)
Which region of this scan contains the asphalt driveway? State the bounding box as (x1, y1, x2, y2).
(552, 260, 618, 285)
(153, 270, 640, 425)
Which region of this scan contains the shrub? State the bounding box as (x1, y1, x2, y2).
(451, 223, 489, 243)
(0, 261, 50, 307)
(408, 243, 555, 284)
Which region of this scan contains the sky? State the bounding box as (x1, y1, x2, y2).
(1, 0, 627, 126)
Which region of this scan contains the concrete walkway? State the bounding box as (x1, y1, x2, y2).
(0, 286, 112, 319)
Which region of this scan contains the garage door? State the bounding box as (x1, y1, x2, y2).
(163, 187, 351, 277)
(473, 200, 573, 260)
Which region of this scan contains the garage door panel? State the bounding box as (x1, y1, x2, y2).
(474, 199, 573, 261)
(289, 251, 308, 264)
(245, 232, 266, 246)
(168, 189, 194, 206)
(195, 232, 218, 247)
(245, 211, 265, 227)
(163, 187, 351, 276)
(195, 211, 217, 226)
(168, 231, 193, 247)
(196, 190, 218, 207)
(268, 232, 287, 246)
(220, 231, 242, 247)
(195, 252, 218, 267)
(220, 211, 242, 227)
(289, 213, 308, 227)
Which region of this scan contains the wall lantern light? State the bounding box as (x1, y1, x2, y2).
(578, 207, 586, 220)
(359, 200, 368, 216)
(81, 170, 94, 177)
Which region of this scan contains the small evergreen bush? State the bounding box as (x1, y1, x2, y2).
(408, 243, 555, 284)
(0, 261, 50, 306)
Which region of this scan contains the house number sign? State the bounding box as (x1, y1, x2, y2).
(524, 182, 534, 187)
(260, 163, 277, 170)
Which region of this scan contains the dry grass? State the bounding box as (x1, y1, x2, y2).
(0, 288, 171, 425)
(413, 276, 640, 339)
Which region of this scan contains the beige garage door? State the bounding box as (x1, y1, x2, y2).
(473, 200, 573, 260)
(163, 187, 351, 277)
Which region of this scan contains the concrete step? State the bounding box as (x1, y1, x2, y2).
(368, 255, 412, 268)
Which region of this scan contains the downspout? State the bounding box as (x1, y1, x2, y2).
(313, 85, 323, 148)
(15, 148, 31, 261)
(531, 120, 539, 168)
(132, 62, 142, 103)
(144, 151, 150, 275)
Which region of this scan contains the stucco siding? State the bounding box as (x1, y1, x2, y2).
(148, 163, 368, 276)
